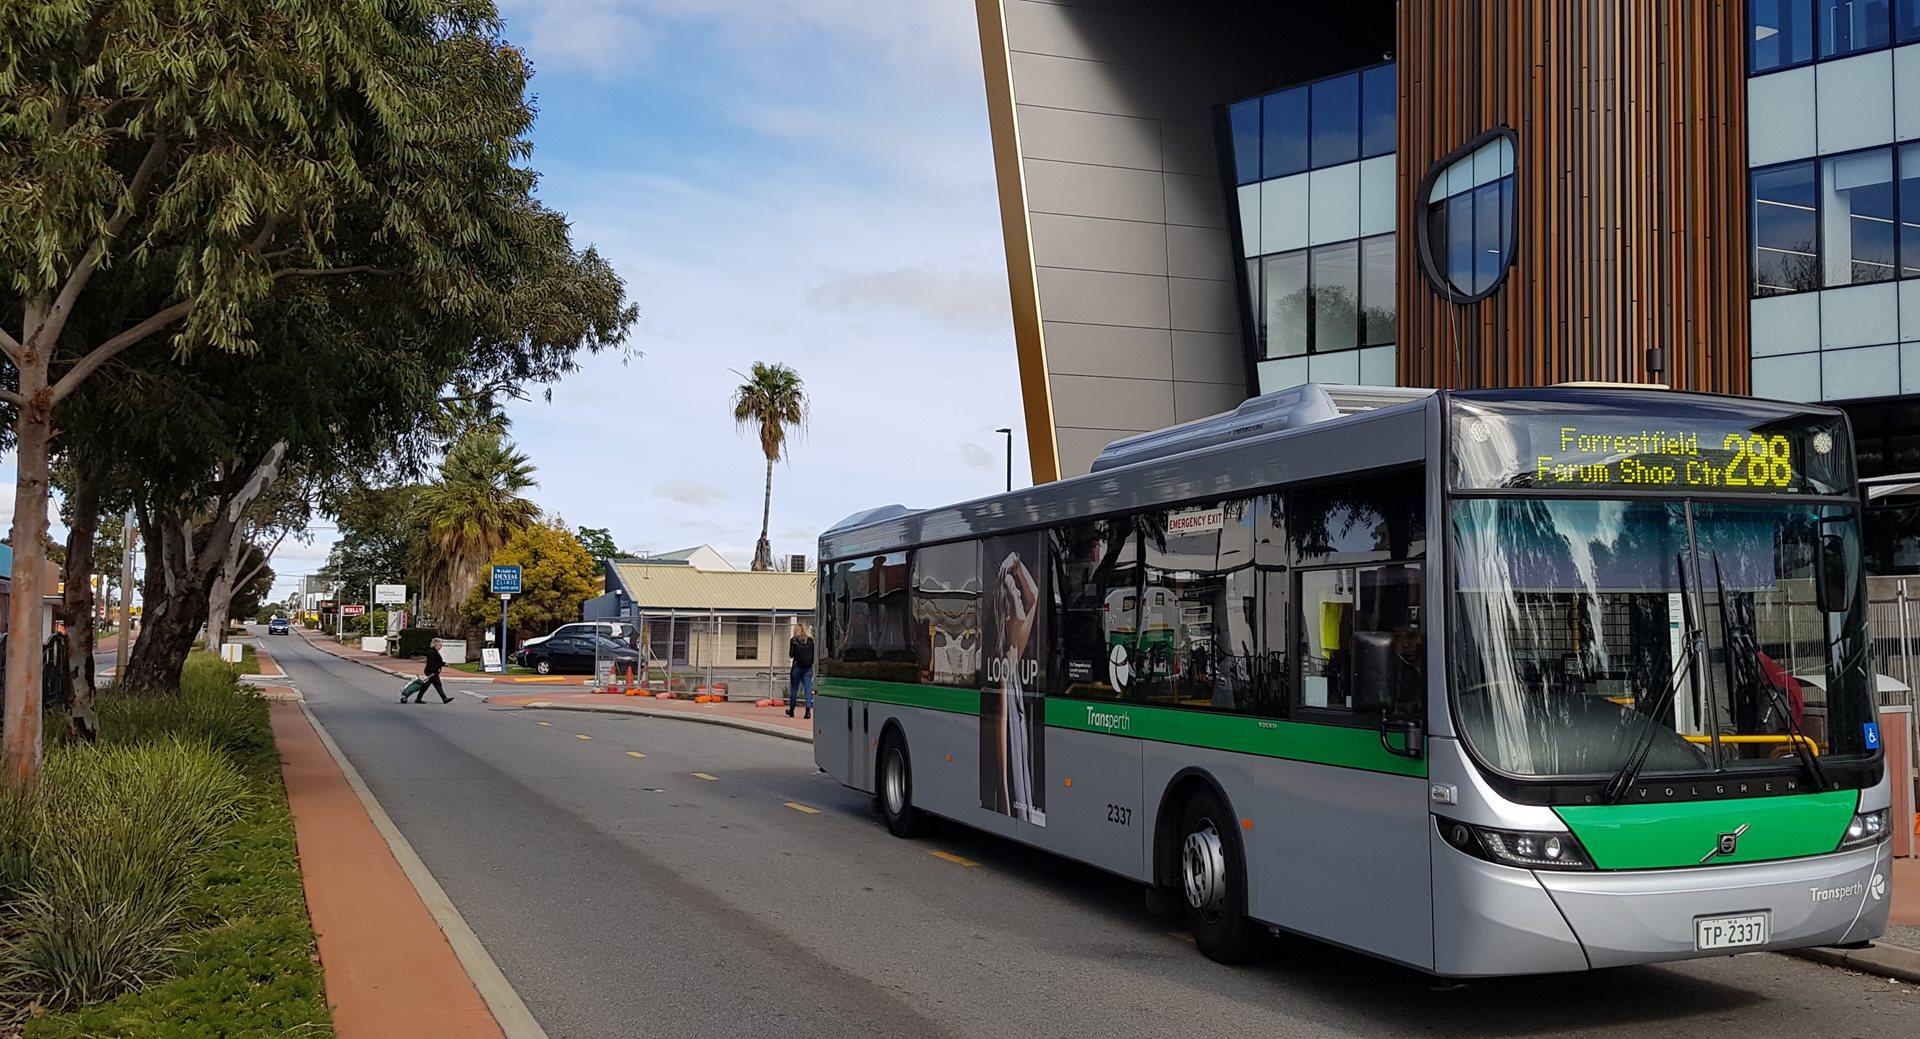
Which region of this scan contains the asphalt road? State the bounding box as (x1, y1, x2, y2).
(269, 632, 1917, 1039)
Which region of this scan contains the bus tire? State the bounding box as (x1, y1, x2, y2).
(877, 730, 927, 839)
(1178, 789, 1263, 964)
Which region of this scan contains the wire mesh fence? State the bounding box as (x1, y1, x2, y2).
(584, 608, 816, 702)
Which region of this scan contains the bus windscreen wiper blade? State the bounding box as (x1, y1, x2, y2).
(1710, 552, 1827, 793)
(1604, 553, 1702, 805)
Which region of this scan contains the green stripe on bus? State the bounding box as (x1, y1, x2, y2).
(818, 678, 979, 715)
(817, 679, 1426, 777)
(1554, 789, 1858, 870)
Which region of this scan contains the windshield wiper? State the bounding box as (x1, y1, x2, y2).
(1604, 553, 1703, 805)
(1710, 552, 1827, 793)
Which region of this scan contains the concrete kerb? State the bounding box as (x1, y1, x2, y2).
(509, 700, 814, 744)
(1788, 941, 1920, 984)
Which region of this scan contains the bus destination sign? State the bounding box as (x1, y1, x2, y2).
(1451, 398, 1851, 495)
(1531, 425, 1801, 489)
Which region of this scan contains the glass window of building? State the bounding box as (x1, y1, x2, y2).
(1262, 86, 1310, 180)
(1751, 160, 1820, 295)
(1360, 65, 1396, 159)
(1900, 143, 1920, 278)
(1229, 99, 1261, 185)
(1310, 74, 1359, 168)
(1818, 0, 1891, 59)
(1361, 235, 1396, 347)
(734, 617, 760, 660)
(1821, 148, 1896, 286)
(1262, 251, 1310, 358)
(1312, 241, 1360, 352)
(1751, 0, 1816, 72)
(1900, 0, 1920, 41)
(1421, 133, 1516, 299)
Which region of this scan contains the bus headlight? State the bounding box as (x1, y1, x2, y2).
(1437, 817, 1594, 871)
(1837, 808, 1890, 851)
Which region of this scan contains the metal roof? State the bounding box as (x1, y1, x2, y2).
(608, 561, 815, 612)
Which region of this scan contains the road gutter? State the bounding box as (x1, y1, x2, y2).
(1787, 941, 1920, 983)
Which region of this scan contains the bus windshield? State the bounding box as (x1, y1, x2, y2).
(1449, 497, 1880, 782)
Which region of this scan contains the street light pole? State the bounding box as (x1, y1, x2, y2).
(995, 427, 1013, 493)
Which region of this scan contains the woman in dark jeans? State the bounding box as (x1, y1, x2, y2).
(787, 622, 816, 719)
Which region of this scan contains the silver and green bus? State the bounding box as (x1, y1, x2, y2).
(814, 384, 1894, 975)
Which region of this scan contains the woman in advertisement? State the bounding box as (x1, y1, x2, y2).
(982, 544, 1046, 826)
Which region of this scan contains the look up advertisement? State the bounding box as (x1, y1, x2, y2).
(980, 532, 1047, 827)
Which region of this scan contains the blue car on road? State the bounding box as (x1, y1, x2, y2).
(267, 617, 290, 635)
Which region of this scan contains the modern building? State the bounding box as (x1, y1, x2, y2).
(974, 0, 1920, 508)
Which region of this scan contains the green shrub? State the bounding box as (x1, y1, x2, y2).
(395, 627, 437, 658)
(96, 659, 271, 775)
(0, 741, 250, 1014)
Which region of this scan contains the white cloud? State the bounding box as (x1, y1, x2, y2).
(653, 480, 729, 507)
(958, 442, 994, 470)
(807, 266, 1007, 330)
(499, 0, 980, 79)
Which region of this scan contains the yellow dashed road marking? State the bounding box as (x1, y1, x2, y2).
(930, 850, 978, 868)
(1167, 932, 1195, 945)
(692, 772, 719, 781)
(784, 802, 820, 814)
(536, 721, 552, 727)
(626, 751, 646, 759)
(574, 734, 592, 740)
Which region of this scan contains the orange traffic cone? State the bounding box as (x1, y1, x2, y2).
(625, 664, 640, 696)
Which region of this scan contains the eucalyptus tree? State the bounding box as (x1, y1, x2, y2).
(0, 1, 635, 781)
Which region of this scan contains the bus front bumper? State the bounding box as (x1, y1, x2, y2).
(1433, 836, 1890, 975)
(1535, 842, 1892, 969)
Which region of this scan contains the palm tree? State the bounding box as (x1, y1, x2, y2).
(731, 362, 807, 572)
(414, 433, 541, 624)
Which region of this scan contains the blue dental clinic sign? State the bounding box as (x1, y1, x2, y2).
(490, 565, 522, 595)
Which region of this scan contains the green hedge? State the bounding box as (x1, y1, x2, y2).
(394, 627, 437, 658)
(2, 654, 332, 1037)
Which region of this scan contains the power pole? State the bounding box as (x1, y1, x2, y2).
(115, 508, 137, 672)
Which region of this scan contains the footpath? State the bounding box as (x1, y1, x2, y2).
(256, 639, 541, 1038)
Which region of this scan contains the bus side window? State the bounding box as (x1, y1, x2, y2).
(911, 541, 982, 688)
(1296, 563, 1423, 717)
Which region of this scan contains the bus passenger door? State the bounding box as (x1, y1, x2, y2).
(1256, 559, 1433, 969)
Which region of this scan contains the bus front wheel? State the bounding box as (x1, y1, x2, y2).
(877, 731, 928, 838)
(1178, 790, 1262, 964)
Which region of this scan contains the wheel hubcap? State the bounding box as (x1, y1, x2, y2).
(1182, 822, 1227, 920)
(883, 749, 906, 815)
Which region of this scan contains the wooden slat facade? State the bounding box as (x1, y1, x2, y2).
(1397, 1, 1749, 392)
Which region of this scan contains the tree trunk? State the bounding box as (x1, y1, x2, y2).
(61, 466, 102, 742)
(121, 519, 211, 695)
(203, 536, 241, 656)
(2, 351, 54, 788)
(752, 456, 774, 572)
(121, 443, 287, 694)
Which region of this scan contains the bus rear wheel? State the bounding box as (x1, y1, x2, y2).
(1178, 790, 1263, 964)
(877, 731, 927, 838)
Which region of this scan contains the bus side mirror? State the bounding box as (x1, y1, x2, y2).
(1353, 630, 1395, 711)
(1816, 532, 1853, 613)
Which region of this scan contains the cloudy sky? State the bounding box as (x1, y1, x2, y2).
(5, 1, 1028, 601)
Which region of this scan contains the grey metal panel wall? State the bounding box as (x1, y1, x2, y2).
(1001, 0, 1248, 476)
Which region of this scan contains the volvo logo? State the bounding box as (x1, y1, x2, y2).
(1700, 823, 1751, 864)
